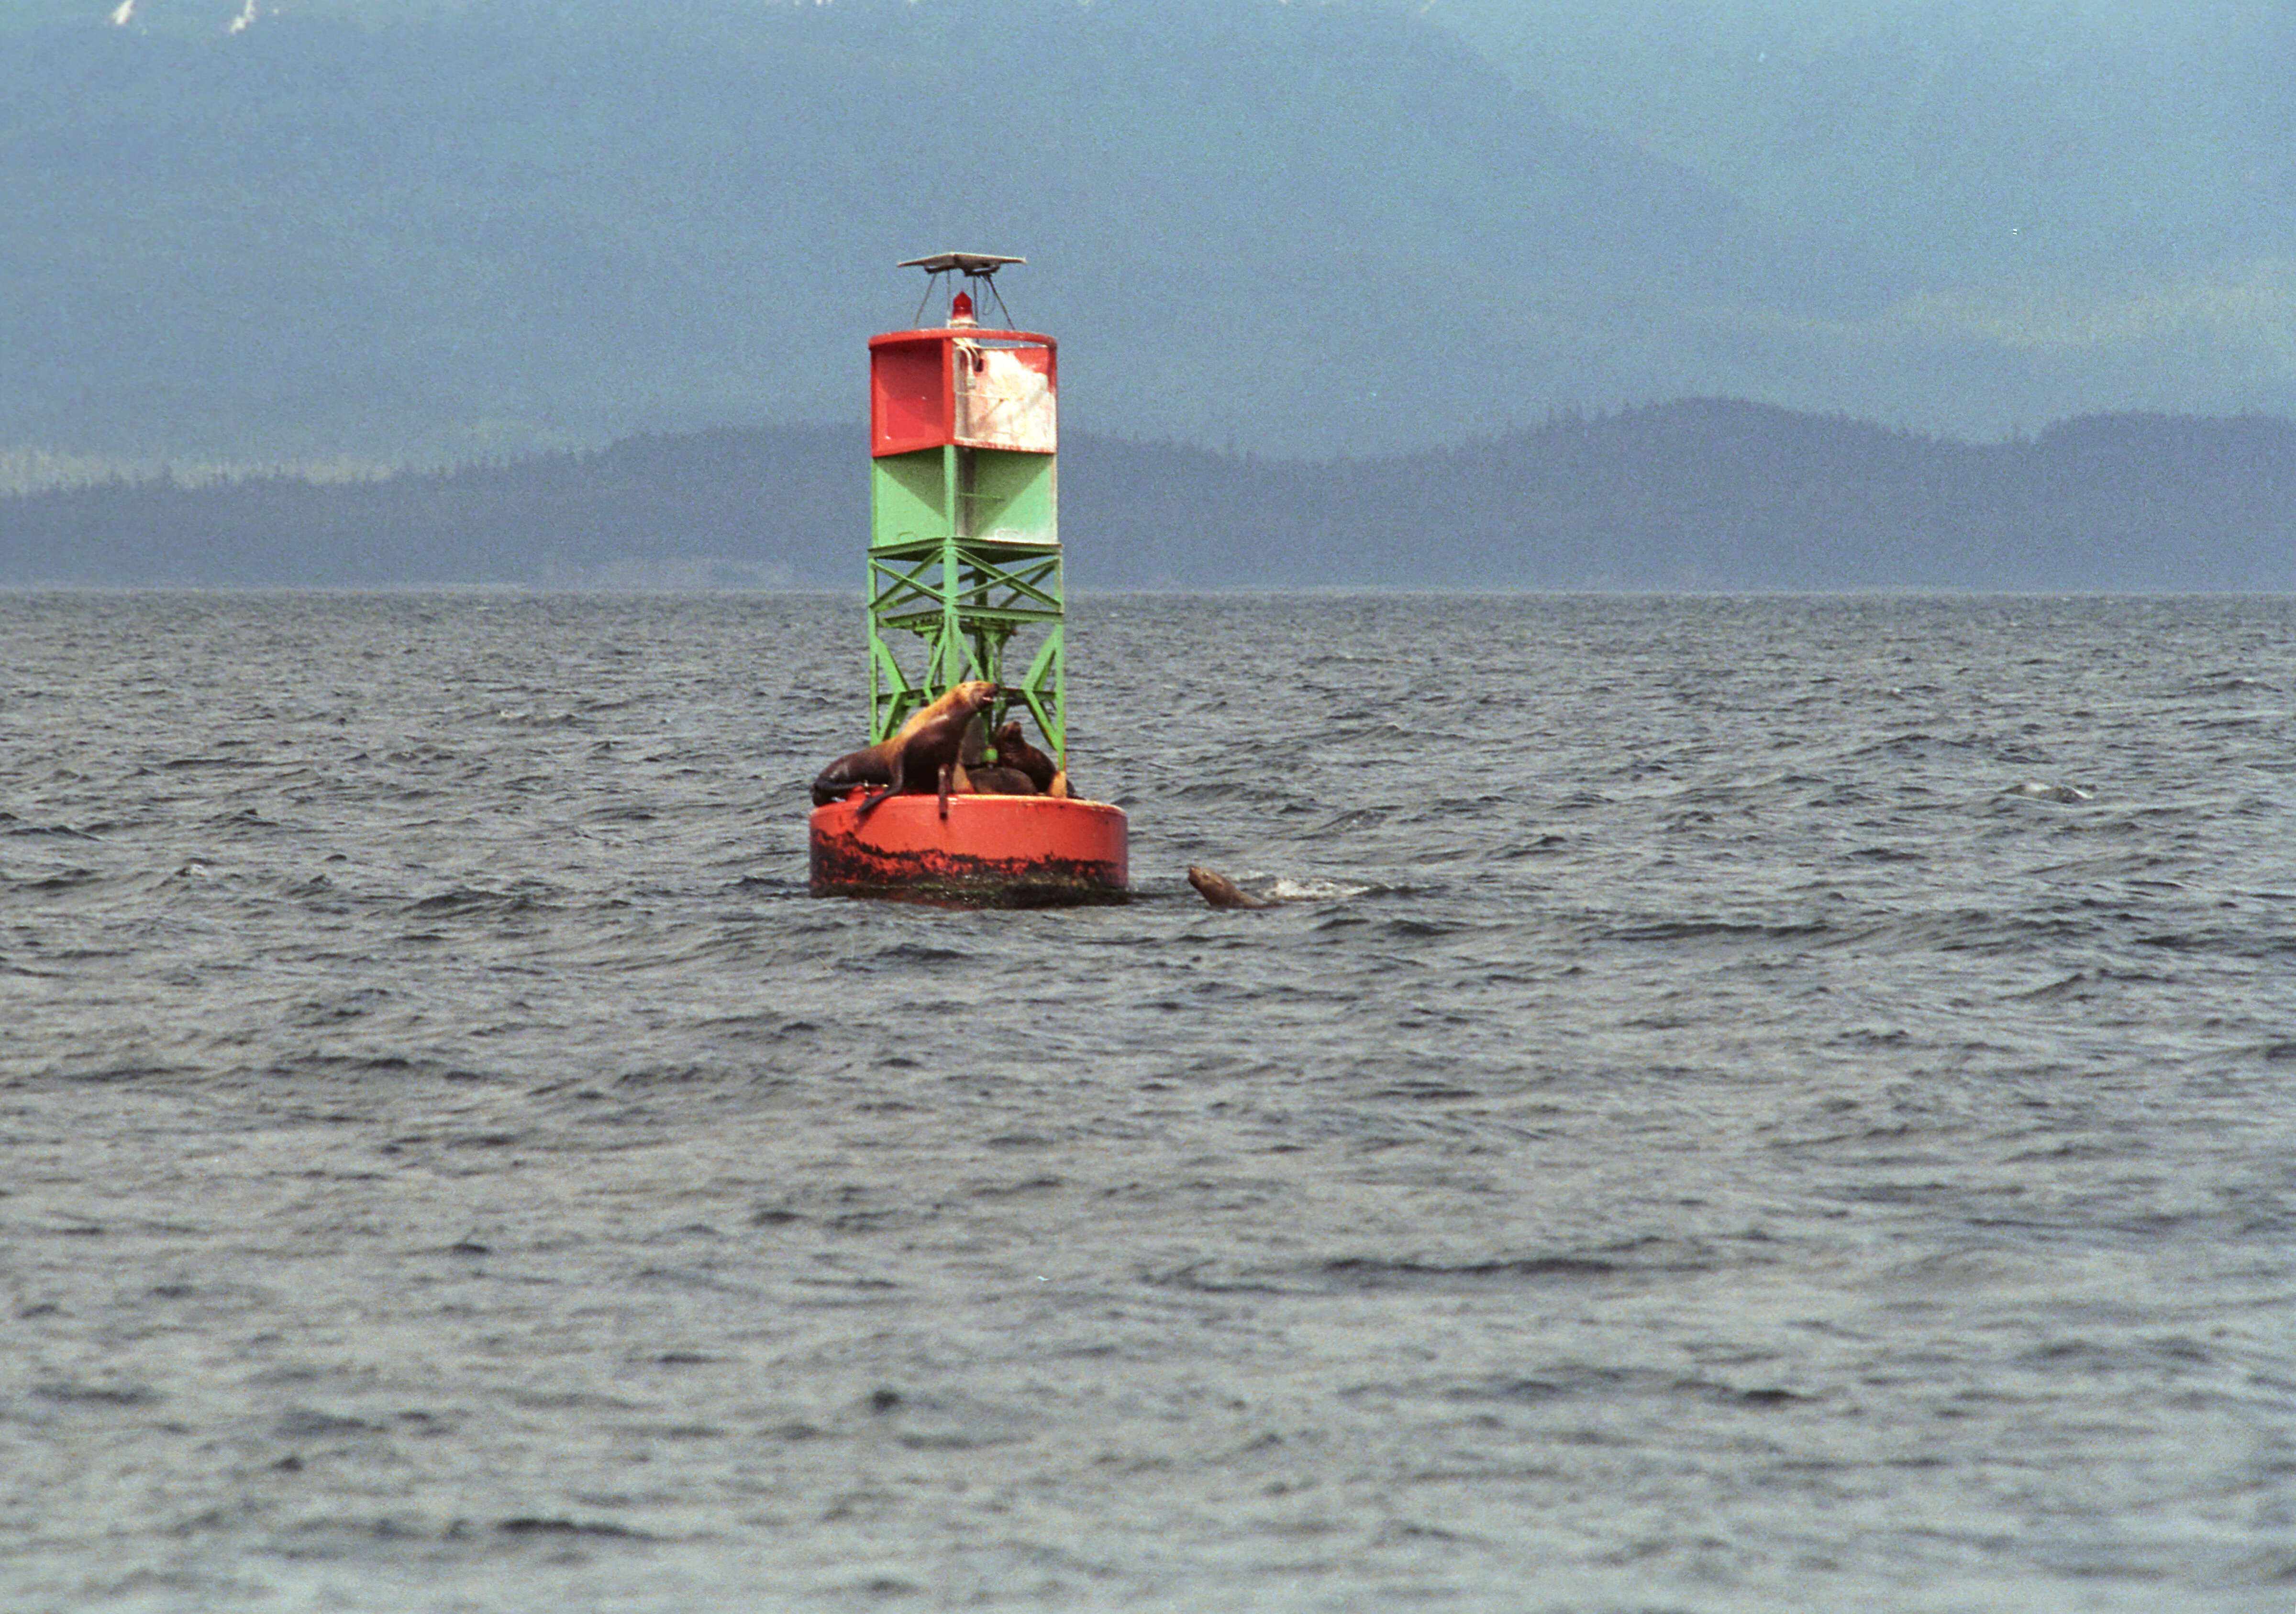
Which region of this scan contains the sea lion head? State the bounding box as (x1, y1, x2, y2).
(1189, 865, 1277, 909)
(1188, 865, 1238, 904)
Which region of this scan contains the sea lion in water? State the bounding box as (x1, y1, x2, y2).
(850, 680, 1002, 823)
(811, 682, 1001, 807)
(1188, 865, 1278, 910)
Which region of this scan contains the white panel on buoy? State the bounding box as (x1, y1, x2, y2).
(954, 343, 1057, 453)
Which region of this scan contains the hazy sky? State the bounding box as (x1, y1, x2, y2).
(5, 0, 2291, 469)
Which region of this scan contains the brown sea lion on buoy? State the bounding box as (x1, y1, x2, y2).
(849, 680, 1002, 823)
(961, 764, 1039, 796)
(988, 721, 1064, 796)
(811, 682, 1001, 807)
(953, 716, 1033, 794)
(812, 741, 896, 807)
(1188, 865, 1278, 910)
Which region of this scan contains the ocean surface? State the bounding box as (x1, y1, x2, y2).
(4, 590, 2295, 1614)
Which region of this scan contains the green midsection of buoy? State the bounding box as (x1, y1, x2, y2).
(866, 440, 1065, 762)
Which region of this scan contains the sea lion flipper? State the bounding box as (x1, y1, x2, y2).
(854, 747, 906, 822)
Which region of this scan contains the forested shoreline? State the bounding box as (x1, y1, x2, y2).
(5, 402, 2292, 591)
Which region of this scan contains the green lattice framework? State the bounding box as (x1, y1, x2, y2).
(866, 441, 1063, 758)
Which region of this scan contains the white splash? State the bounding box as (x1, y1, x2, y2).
(110, 0, 135, 24)
(1268, 876, 1374, 902)
(229, 0, 258, 33)
(2009, 780, 2095, 803)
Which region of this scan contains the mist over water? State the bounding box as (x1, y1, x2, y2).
(5, 591, 2295, 1612)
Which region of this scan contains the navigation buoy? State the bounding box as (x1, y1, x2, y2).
(809, 253, 1129, 905)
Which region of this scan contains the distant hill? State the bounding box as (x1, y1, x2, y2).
(4, 402, 2292, 591)
(0, 0, 1805, 465)
(10, 0, 2287, 471)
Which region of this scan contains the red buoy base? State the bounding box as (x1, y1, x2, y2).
(810, 793, 1129, 906)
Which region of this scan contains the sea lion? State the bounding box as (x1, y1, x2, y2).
(812, 743, 894, 807)
(811, 683, 1001, 807)
(961, 764, 1039, 796)
(1188, 865, 1277, 910)
(850, 680, 1002, 823)
(988, 721, 1063, 796)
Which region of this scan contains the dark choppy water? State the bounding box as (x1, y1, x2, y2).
(5, 590, 2295, 1613)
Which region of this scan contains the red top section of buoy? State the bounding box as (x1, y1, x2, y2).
(869, 328, 1058, 457)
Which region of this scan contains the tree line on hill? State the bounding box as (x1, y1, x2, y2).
(3, 401, 2293, 591)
